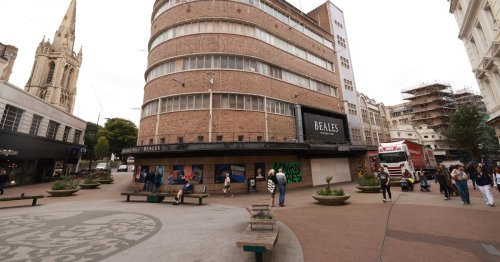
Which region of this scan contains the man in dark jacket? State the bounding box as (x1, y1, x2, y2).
(476, 164, 494, 207)
(435, 164, 451, 200)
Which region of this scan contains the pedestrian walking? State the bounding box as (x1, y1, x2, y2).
(435, 164, 451, 200)
(223, 173, 234, 197)
(377, 167, 392, 203)
(276, 168, 287, 207)
(0, 168, 8, 195)
(267, 169, 278, 207)
(451, 164, 470, 205)
(476, 164, 495, 207)
(145, 171, 155, 192)
(494, 166, 500, 193)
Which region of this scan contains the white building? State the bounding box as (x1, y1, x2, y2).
(449, 0, 500, 143)
(0, 80, 86, 184)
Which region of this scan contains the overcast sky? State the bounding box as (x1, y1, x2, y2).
(0, 0, 477, 127)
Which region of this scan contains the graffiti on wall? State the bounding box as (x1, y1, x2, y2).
(272, 162, 302, 183)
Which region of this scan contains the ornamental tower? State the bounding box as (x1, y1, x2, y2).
(25, 0, 82, 114)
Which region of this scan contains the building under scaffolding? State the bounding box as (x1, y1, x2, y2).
(402, 82, 456, 132)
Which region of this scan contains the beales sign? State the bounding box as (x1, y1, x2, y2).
(303, 112, 347, 143)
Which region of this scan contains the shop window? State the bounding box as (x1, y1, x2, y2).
(62, 126, 71, 142)
(73, 130, 82, 144)
(1, 104, 24, 132)
(46, 120, 60, 140)
(214, 164, 246, 183)
(29, 114, 43, 136)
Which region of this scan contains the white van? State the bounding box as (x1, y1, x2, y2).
(96, 162, 110, 171)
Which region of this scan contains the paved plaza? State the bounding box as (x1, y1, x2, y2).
(1, 173, 500, 262)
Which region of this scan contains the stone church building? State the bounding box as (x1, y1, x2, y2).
(24, 0, 82, 114)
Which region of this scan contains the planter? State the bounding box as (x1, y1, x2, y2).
(356, 185, 381, 193)
(97, 179, 114, 184)
(47, 189, 79, 197)
(80, 183, 101, 189)
(312, 194, 351, 205)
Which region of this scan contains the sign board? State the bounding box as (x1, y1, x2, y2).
(302, 110, 348, 143)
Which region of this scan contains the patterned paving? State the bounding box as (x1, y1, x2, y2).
(0, 211, 161, 262)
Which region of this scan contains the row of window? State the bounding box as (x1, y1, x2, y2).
(344, 79, 353, 91)
(150, 20, 333, 71)
(0, 104, 81, 143)
(335, 20, 344, 29)
(153, 0, 334, 50)
(142, 93, 296, 118)
(147, 54, 338, 98)
(337, 35, 346, 48)
(340, 56, 350, 69)
(347, 103, 357, 115)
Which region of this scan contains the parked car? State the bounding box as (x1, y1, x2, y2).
(96, 162, 110, 171)
(117, 165, 128, 172)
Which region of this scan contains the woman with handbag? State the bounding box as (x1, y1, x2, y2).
(267, 169, 278, 207)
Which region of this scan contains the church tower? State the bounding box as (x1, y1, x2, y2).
(25, 0, 82, 114)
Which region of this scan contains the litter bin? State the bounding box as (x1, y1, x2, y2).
(248, 178, 257, 193)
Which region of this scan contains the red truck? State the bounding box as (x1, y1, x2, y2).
(378, 140, 437, 181)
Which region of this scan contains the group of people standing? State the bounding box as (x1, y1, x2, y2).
(377, 162, 498, 207)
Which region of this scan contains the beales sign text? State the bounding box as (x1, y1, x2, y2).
(303, 112, 346, 143)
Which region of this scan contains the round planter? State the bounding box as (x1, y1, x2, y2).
(96, 179, 114, 184)
(312, 194, 351, 205)
(47, 189, 79, 197)
(356, 185, 381, 193)
(80, 183, 101, 189)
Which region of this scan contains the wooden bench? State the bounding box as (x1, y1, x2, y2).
(0, 194, 44, 206)
(237, 225, 279, 262)
(121, 184, 208, 205)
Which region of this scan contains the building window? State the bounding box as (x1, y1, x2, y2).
(177, 137, 183, 143)
(347, 103, 357, 115)
(257, 136, 263, 142)
(340, 56, 350, 69)
(337, 35, 346, 48)
(424, 135, 428, 138)
(73, 130, 82, 144)
(46, 120, 60, 140)
(361, 109, 369, 123)
(344, 79, 353, 91)
(46, 62, 55, 84)
(216, 135, 223, 142)
(1, 105, 24, 132)
(334, 20, 344, 29)
(161, 137, 166, 144)
(149, 139, 154, 145)
(62, 126, 71, 142)
(198, 136, 204, 142)
(238, 135, 244, 142)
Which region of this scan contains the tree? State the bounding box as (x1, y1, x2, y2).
(100, 118, 138, 156)
(83, 122, 103, 160)
(94, 137, 109, 159)
(443, 105, 498, 161)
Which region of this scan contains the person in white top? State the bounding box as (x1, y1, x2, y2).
(494, 166, 500, 193)
(223, 173, 234, 197)
(451, 164, 470, 205)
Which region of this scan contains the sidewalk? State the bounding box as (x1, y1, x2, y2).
(1, 175, 500, 261)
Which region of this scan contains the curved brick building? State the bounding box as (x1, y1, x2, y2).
(128, 0, 374, 193)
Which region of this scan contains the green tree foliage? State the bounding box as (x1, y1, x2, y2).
(443, 105, 499, 160)
(100, 118, 138, 156)
(83, 122, 101, 151)
(94, 137, 109, 159)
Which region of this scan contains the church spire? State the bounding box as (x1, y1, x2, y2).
(52, 0, 77, 53)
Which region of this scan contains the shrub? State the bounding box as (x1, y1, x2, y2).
(358, 173, 380, 186)
(51, 175, 79, 190)
(84, 173, 98, 184)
